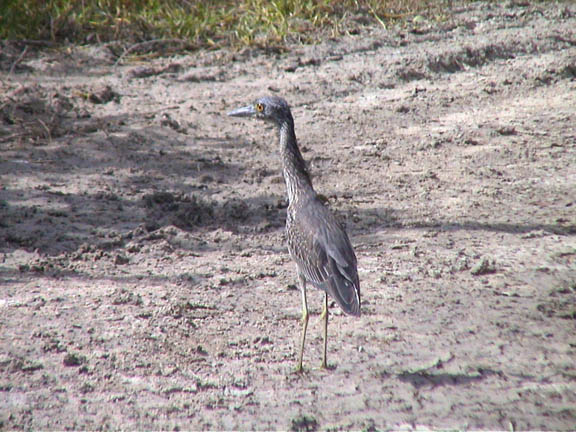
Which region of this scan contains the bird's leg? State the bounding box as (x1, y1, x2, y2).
(320, 291, 329, 369)
(296, 273, 309, 373)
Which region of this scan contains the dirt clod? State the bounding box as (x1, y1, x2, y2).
(63, 353, 86, 367)
(290, 415, 318, 432)
(471, 257, 497, 276)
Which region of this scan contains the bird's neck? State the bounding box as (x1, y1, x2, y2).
(278, 119, 315, 204)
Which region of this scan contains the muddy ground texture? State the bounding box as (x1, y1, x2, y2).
(1, 1, 576, 430)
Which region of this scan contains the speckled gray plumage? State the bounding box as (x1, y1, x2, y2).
(228, 96, 360, 369)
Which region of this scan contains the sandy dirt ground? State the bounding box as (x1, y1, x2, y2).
(1, 1, 576, 430)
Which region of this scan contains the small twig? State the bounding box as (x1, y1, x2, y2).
(0, 133, 26, 143)
(9, 46, 29, 75)
(552, 34, 576, 46)
(18, 40, 58, 47)
(368, 3, 387, 30)
(141, 105, 180, 116)
(114, 38, 192, 66)
(37, 119, 53, 143)
(379, 11, 417, 20)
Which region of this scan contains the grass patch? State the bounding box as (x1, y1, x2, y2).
(1, 0, 449, 51)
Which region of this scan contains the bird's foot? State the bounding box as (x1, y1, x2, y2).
(320, 361, 336, 371)
(293, 364, 307, 375)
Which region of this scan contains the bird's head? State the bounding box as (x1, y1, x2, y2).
(227, 96, 293, 126)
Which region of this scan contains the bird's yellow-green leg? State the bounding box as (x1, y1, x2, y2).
(320, 292, 329, 369)
(296, 273, 309, 373)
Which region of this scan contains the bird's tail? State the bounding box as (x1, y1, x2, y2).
(326, 260, 361, 316)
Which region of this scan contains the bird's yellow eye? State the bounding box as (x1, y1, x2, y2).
(255, 103, 264, 112)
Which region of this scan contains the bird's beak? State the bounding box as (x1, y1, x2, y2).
(227, 105, 256, 118)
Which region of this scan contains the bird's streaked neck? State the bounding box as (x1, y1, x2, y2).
(278, 119, 315, 204)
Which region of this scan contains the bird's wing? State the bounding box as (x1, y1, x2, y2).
(290, 199, 360, 315)
(288, 210, 331, 285)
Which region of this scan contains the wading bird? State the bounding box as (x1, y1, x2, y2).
(228, 96, 360, 371)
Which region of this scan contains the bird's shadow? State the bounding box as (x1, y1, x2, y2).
(383, 367, 504, 389)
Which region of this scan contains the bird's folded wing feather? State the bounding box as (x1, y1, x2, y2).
(295, 202, 358, 288)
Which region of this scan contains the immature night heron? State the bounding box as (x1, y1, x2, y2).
(228, 96, 361, 371)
